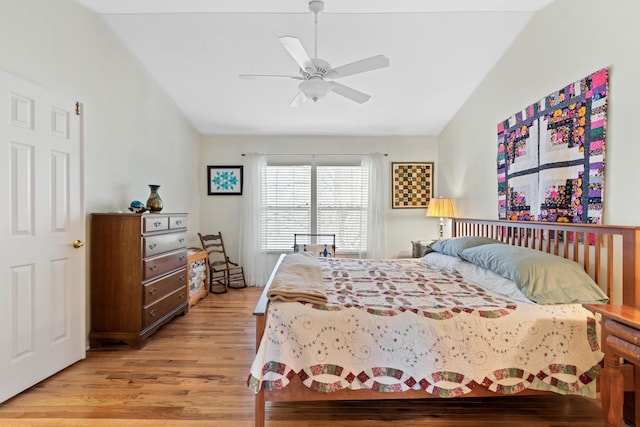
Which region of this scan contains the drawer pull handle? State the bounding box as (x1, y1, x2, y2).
(179, 238, 185, 243)
(149, 288, 158, 295)
(149, 243, 157, 250)
(179, 256, 185, 261)
(153, 221, 161, 227)
(150, 265, 158, 271)
(179, 275, 185, 281)
(150, 309, 158, 318)
(176, 220, 182, 225)
(178, 293, 185, 299)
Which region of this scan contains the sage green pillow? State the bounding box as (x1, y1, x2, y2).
(459, 243, 609, 304)
(430, 236, 504, 258)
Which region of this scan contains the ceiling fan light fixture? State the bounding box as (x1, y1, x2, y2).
(239, 0, 389, 105)
(308, 0, 324, 14)
(299, 78, 331, 102)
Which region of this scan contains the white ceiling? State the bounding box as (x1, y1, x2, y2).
(75, 0, 555, 136)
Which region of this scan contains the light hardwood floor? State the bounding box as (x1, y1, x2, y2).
(0, 286, 605, 426)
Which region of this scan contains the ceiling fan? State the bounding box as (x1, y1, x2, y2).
(239, 0, 390, 107)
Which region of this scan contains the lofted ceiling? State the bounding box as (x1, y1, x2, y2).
(75, 0, 555, 136)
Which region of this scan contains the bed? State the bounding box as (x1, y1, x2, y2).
(250, 218, 640, 427)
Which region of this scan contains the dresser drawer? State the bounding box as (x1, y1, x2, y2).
(143, 267, 186, 306)
(143, 249, 187, 281)
(169, 215, 188, 230)
(143, 232, 187, 257)
(143, 216, 169, 233)
(143, 288, 187, 328)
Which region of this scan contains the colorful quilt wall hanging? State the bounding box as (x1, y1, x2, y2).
(497, 68, 608, 223)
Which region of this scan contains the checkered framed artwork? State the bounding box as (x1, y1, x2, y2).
(391, 162, 434, 209)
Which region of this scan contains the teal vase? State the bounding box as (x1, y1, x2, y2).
(146, 184, 163, 212)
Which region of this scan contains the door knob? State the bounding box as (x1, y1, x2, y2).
(72, 240, 84, 248)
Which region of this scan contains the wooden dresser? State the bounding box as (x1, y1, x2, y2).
(89, 213, 189, 348)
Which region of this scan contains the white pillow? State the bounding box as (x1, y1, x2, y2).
(454, 261, 534, 305)
(420, 252, 465, 272)
(459, 243, 608, 305)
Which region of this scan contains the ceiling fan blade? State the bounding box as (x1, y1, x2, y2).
(279, 36, 314, 73)
(239, 74, 302, 80)
(326, 54, 390, 79)
(330, 82, 371, 104)
(289, 91, 307, 107)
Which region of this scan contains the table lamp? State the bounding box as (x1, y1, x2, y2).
(426, 198, 457, 239)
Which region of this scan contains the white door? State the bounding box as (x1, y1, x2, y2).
(0, 70, 85, 403)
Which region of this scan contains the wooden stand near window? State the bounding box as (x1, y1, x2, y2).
(187, 248, 209, 309)
(293, 234, 336, 257)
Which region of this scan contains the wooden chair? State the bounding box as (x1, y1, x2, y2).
(197, 232, 247, 294)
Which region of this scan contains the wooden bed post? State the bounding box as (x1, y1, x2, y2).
(621, 228, 640, 307)
(253, 254, 286, 427)
(618, 228, 640, 427)
(254, 304, 267, 427)
(255, 313, 266, 427)
(599, 321, 624, 427)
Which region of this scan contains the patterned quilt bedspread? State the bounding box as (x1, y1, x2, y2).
(248, 257, 603, 397)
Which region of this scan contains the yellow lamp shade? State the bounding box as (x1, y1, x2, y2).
(426, 198, 457, 218)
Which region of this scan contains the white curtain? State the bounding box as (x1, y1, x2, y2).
(363, 153, 387, 258)
(239, 153, 270, 286)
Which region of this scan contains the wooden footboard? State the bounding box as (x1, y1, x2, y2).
(253, 219, 640, 427)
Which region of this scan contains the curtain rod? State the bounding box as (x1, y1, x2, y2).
(241, 153, 388, 156)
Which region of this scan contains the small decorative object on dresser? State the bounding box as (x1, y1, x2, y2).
(146, 184, 163, 212)
(128, 200, 147, 213)
(186, 247, 209, 309)
(89, 212, 188, 349)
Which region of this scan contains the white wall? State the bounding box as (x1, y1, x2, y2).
(0, 0, 202, 334)
(12, 0, 634, 294)
(439, 0, 640, 225)
(200, 135, 441, 264)
(0, 0, 201, 239)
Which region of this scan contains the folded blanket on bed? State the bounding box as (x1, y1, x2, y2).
(267, 253, 327, 304)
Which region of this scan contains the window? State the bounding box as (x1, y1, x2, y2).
(262, 163, 368, 254)
(262, 165, 311, 251)
(317, 166, 368, 253)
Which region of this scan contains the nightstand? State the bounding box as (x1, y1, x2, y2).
(411, 240, 435, 258)
(583, 304, 640, 427)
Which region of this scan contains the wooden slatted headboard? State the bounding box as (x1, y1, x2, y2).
(452, 218, 640, 307)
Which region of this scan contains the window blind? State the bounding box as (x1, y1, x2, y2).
(262, 165, 311, 251)
(262, 163, 368, 253)
(317, 166, 368, 253)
